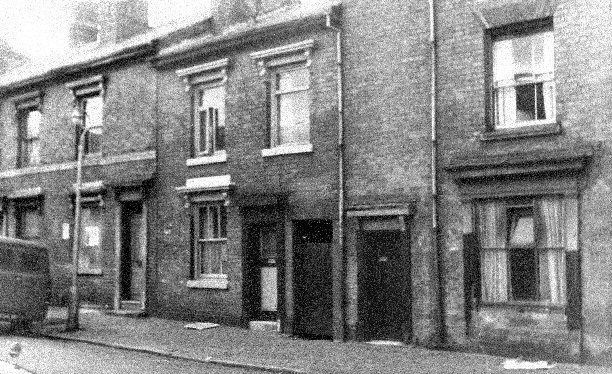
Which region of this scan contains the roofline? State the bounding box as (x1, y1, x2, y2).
(0, 41, 157, 95)
(152, 5, 340, 69)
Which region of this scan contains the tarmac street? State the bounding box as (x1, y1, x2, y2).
(0, 307, 610, 374)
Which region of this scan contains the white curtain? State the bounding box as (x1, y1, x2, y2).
(493, 39, 516, 128)
(478, 201, 508, 302)
(538, 197, 566, 304)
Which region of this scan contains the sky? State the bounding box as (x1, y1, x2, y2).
(0, 0, 327, 62)
(0, 0, 212, 61)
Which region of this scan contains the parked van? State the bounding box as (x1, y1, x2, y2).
(0, 237, 51, 327)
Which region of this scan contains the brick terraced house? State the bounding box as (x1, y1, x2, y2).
(0, 0, 611, 364)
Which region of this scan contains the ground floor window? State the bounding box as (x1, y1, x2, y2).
(15, 199, 42, 240)
(78, 204, 103, 274)
(193, 203, 227, 278)
(477, 196, 568, 305)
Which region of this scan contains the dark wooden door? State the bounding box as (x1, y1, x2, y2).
(121, 202, 144, 302)
(362, 230, 407, 341)
(293, 221, 333, 339)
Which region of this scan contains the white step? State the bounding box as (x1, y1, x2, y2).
(249, 320, 279, 332)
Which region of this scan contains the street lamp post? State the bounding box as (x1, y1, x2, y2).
(66, 104, 89, 331)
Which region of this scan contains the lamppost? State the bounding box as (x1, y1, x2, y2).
(66, 103, 90, 331)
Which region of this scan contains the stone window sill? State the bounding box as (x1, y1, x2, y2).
(186, 151, 227, 166)
(480, 122, 561, 141)
(78, 269, 103, 276)
(479, 300, 566, 312)
(261, 143, 313, 157)
(187, 275, 228, 289)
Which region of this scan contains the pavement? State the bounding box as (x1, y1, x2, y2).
(35, 307, 612, 374)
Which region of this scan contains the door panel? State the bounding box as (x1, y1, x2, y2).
(120, 202, 144, 303)
(293, 220, 333, 338)
(361, 230, 408, 341)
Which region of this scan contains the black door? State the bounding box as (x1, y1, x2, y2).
(120, 201, 144, 302)
(293, 220, 333, 339)
(361, 230, 409, 341)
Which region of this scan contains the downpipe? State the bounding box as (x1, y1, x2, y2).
(429, 0, 446, 346)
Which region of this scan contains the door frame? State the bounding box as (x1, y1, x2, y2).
(113, 192, 147, 312)
(241, 206, 285, 326)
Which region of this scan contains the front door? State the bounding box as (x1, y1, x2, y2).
(245, 224, 280, 321)
(361, 230, 409, 342)
(120, 201, 145, 307)
(293, 220, 333, 339)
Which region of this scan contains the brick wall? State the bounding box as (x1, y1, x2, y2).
(436, 0, 612, 361)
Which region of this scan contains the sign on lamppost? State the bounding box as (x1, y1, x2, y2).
(66, 104, 92, 331)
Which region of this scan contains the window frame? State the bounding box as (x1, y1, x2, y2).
(76, 94, 104, 157)
(269, 64, 312, 149)
(192, 82, 226, 158)
(77, 201, 103, 275)
(484, 17, 557, 137)
(476, 195, 567, 308)
(14, 198, 43, 241)
(189, 202, 228, 289)
(17, 107, 42, 168)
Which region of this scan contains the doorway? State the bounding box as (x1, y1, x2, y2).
(359, 229, 410, 342)
(293, 220, 333, 339)
(245, 224, 281, 321)
(119, 201, 145, 309)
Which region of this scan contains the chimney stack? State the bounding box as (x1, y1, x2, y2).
(69, 0, 149, 48)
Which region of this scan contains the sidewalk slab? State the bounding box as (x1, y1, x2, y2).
(42, 307, 612, 374)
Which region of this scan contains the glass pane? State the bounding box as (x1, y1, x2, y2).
(200, 241, 223, 275)
(211, 205, 219, 238)
(512, 35, 532, 79)
(19, 207, 41, 239)
(515, 84, 536, 121)
(198, 109, 208, 153)
(493, 39, 514, 83)
(199, 207, 208, 239)
(84, 96, 103, 130)
(28, 139, 41, 165)
(27, 110, 41, 138)
(279, 90, 310, 145)
(533, 31, 554, 74)
(277, 69, 309, 91)
(510, 247, 538, 300)
(508, 207, 534, 247)
(214, 108, 225, 151)
(80, 206, 101, 272)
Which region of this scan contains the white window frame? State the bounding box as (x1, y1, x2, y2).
(13, 91, 43, 168)
(491, 28, 555, 130)
(66, 75, 106, 157)
(176, 58, 229, 166)
(77, 202, 103, 275)
(251, 40, 315, 157)
(193, 83, 226, 157)
(188, 203, 228, 289)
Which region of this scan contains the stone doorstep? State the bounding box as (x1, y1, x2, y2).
(249, 320, 280, 332)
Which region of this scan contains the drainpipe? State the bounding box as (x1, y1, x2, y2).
(429, 0, 446, 346)
(326, 11, 345, 342)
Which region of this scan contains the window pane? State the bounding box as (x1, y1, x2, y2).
(28, 139, 41, 165)
(211, 205, 219, 239)
(199, 206, 208, 239)
(79, 206, 102, 273)
(278, 90, 310, 145)
(277, 69, 309, 91)
(509, 247, 538, 300)
(198, 109, 208, 153)
(508, 207, 534, 247)
(18, 206, 41, 240)
(27, 110, 41, 138)
(200, 241, 223, 275)
(220, 206, 227, 238)
(84, 96, 103, 130)
(214, 108, 225, 151)
(512, 35, 532, 79)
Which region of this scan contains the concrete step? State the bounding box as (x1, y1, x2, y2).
(249, 320, 279, 332)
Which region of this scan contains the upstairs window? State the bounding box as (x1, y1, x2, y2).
(66, 75, 105, 157)
(15, 199, 42, 240)
(176, 58, 229, 164)
(13, 91, 43, 168)
(491, 23, 555, 130)
(194, 85, 225, 156)
(77, 95, 104, 155)
(18, 109, 41, 168)
(272, 67, 311, 147)
(251, 40, 314, 156)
